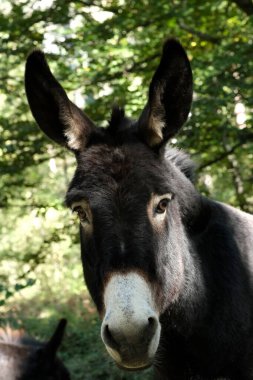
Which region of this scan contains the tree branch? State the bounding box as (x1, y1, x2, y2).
(178, 21, 221, 43)
(199, 130, 253, 171)
(198, 142, 244, 170)
(222, 133, 247, 210)
(90, 52, 160, 84)
(230, 0, 253, 15)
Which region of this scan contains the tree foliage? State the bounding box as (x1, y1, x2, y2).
(0, 1, 252, 378)
(0, 0, 252, 305)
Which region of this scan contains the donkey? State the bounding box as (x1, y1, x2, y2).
(0, 319, 70, 380)
(25, 39, 253, 379)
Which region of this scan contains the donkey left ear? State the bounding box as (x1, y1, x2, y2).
(25, 51, 94, 152)
(43, 318, 67, 360)
(138, 39, 193, 148)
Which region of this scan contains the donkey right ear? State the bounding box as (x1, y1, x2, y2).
(25, 51, 94, 151)
(138, 39, 193, 148)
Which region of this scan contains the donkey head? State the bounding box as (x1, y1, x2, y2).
(25, 40, 197, 370)
(19, 319, 70, 380)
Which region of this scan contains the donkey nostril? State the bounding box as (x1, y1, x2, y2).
(148, 317, 155, 325)
(147, 316, 158, 334)
(103, 324, 119, 350)
(148, 317, 158, 328)
(105, 325, 112, 339)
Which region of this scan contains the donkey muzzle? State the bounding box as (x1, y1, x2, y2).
(101, 272, 161, 369)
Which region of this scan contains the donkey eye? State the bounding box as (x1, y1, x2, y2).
(155, 198, 170, 214)
(72, 205, 88, 222)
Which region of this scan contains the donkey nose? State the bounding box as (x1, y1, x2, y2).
(101, 272, 161, 369)
(101, 314, 159, 350)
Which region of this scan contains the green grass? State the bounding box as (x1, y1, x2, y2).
(0, 206, 153, 379)
(0, 266, 153, 380)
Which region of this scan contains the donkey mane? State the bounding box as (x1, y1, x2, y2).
(0, 326, 26, 347)
(165, 147, 196, 182)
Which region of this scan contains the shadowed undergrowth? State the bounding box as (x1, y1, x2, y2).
(1, 285, 153, 380)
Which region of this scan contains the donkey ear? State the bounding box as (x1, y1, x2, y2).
(25, 51, 94, 151)
(138, 39, 193, 148)
(43, 318, 67, 358)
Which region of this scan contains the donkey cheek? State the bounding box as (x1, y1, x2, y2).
(156, 252, 184, 311)
(80, 221, 93, 236)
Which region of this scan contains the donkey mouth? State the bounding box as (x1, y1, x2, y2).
(117, 362, 152, 371)
(105, 345, 153, 370)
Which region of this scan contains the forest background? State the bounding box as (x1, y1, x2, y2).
(0, 0, 252, 378)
